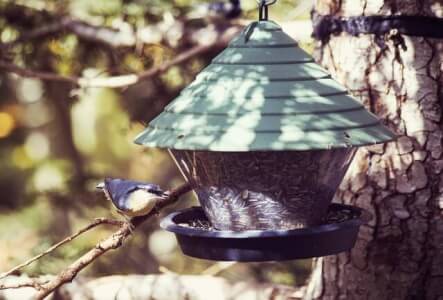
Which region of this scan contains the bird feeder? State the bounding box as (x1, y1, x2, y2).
(134, 1, 395, 261)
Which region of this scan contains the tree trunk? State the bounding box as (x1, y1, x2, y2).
(306, 1, 443, 299)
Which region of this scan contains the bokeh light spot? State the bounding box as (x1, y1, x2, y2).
(33, 164, 65, 192)
(25, 132, 50, 161)
(12, 147, 33, 169)
(0, 112, 15, 138)
(18, 78, 43, 103)
(149, 230, 177, 263)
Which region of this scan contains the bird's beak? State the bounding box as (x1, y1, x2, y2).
(96, 182, 105, 190)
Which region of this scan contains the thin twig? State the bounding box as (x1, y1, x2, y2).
(0, 22, 240, 89)
(0, 43, 211, 88)
(0, 218, 123, 281)
(158, 266, 176, 274)
(0, 12, 132, 49)
(33, 183, 192, 299)
(201, 262, 237, 276)
(0, 60, 78, 84)
(0, 4, 242, 49)
(0, 18, 72, 49)
(0, 278, 50, 291)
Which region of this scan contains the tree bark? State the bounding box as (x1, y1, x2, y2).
(306, 1, 443, 299)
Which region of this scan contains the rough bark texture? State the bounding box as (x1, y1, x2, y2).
(306, 1, 443, 299)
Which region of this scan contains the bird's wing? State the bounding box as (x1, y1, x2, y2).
(103, 178, 135, 210)
(102, 178, 164, 210)
(135, 183, 164, 195)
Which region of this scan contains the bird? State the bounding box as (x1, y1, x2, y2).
(188, 0, 242, 21)
(96, 178, 167, 218)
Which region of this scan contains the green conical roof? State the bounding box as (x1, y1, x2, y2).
(135, 21, 395, 151)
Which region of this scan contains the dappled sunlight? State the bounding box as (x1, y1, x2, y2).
(311, 10, 443, 295)
(72, 85, 133, 166)
(137, 20, 393, 152)
(11, 147, 34, 169)
(24, 132, 50, 161)
(328, 34, 428, 187)
(0, 112, 15, 138)
(431, 2, 443, 16)
(148, 230, 178, 263)
(71, 90, 101, 154)
(17, 78, 43, 104)
(0, 200, 52, 271)
(22, 102, 52, 128)
(32, 163, 66, 192)
(0, 0, 413, 292)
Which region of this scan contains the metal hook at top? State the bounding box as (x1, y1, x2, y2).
(256, 0, 277, 5)
(257, 0, 277, 21)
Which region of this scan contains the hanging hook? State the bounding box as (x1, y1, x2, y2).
(258, 0, 268, 21)
(257, 0, 277, 21)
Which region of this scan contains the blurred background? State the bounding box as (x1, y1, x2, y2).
(0, 0, 313, 287)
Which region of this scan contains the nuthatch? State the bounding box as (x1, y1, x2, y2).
(96, 178, 167, 217)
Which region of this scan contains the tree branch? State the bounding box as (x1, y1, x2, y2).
(201, 262, 237, 276)
(31, 182, 191, 299)
(0, 7, 134, 49)
(0, 60, 77, 84)
(0, 279, 49, 291)
(1, 4, 241, 50)
(0, 26, 239, 88)
(0, 218, 123, 281)
(0, 45, 203, 88)
(0, 18, 70, 48)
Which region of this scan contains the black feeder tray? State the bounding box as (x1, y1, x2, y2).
(161, 203, 369, 262)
